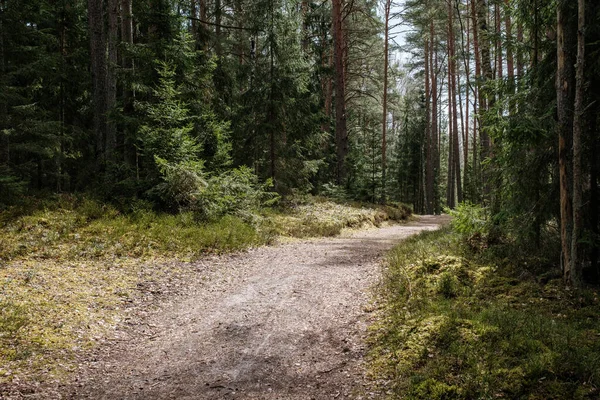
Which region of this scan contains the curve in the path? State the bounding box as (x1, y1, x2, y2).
(68, 215, 448, 400)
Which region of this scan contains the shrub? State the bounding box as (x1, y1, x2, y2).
(153, 158, 278, 222)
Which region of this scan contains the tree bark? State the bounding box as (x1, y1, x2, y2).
(425, 29, 433, 213)
(447, 37, 455, 208)
(88, 0, 107, 168)
(471, 0, 480, 194)
(120, 0, 134, 165)
(450, 0, 462, 204)
(477, 0, 491, 158)
(332, 0, 348, 184)
(0, 0, 8, 167)
(381, 0, 392, 203)
(464, 0, 470, 198)
(495, 0, 502, 79)
(106, 0, 119, 164)
(431, 27, 439, 213)
(557, 2, 573, 284)
(570, 0, 585, 285)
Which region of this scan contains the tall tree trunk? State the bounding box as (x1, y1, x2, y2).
(471, 0, 480, 196)
(0, 0, 8, 167)
(106, 0, 119, 165)
(120, 0, 134, 166)
(450, 0, 462, 204)
(425, 30, 433, 214)
(88, 0, 107, 168)
(557, 2, 573, 284)
(570, 0, 585, 285)
(495, 0, 502, 79)
(477, 0, 492, 202)
(432, 30, 439, 213)
(505, 0, 515, 114)
(477, 0, 491, 158)
(381, 0, 392, 203)
(447, 39, 455, 208)
(464, 0, 471, 199)
(504, 0, 514, 81)
(215, 0, 222, 57)
(269, 0, 276, 181)
(332, 0, 348, 184)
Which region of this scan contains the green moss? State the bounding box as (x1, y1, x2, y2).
(370, 228, 600, 399)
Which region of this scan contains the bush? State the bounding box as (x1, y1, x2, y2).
(153, 158, 278, 222)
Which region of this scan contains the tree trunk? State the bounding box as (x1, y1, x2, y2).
(504, 0, 515, 114)
(381, 0, 392, 203)
(120, 0, 134, 166)
(432, 30, 439, 213)
(570, 0, 585, 285)
(88, 0, 107, 168)
(464, 0, 470, 199)
(447, 37, 455, 208)
(332, 0, 348, 184)
(495, 0, 502, 79)
(425, 30, 433, 214)
(450, 0, 462, 204)
(471, 0, 480, 195)
(0, 0, 8, 167)
(557, 2, 573, 284)
(106, 0, 119, 165)
(477, 0, 491, 158)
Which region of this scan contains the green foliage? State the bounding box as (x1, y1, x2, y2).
(370, 228, 600, 399)
(153, 157, 207, 210)
(448, 202, 487, 237)
(195, 167, 279, 222)
(0, 166, 27, 207)
(153, 158, 279, 222)
(137, 61, 201, 166)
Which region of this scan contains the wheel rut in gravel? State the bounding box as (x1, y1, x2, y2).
(68, 215, 449, 399)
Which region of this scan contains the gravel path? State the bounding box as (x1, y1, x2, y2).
(65, 215, 449, 399)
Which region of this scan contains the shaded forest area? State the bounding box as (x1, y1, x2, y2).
(0, 0, 599, 278)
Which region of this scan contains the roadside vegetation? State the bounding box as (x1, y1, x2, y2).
(370, 204, 600, 399)
(0, 194, 410, 389)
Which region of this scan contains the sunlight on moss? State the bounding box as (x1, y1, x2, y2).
(369, 228, 600, 399)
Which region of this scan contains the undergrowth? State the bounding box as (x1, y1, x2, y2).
(264, 197, 411, 238)
(369, 227, 600, 399)
(0, 194, 410, 388)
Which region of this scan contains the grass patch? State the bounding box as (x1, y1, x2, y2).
(369, 228, 600, 399)
(0, 194, 410, 388)
(264, 197, 411, 238)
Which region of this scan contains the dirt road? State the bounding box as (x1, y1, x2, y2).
(66, 215, 448, 399)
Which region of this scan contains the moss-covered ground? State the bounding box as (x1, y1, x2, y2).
(369, 228, 600, 399)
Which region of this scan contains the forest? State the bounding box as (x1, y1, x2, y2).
(1, 0, 600, 398)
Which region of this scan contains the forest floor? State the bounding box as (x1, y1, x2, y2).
(24, 215, 448, 399)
